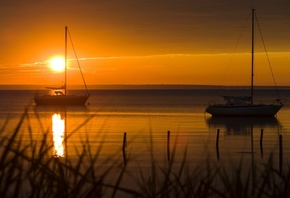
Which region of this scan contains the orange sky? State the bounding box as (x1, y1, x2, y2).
(1, 0, 290, 86)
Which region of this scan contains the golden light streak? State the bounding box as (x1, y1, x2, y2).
(1, 52, 290, 85)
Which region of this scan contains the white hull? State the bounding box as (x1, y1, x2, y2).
(206, 104, 283, 116)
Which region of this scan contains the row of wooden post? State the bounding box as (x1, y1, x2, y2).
(122, 129, 284, 173)
(216, 128, 284, 173)
(122, 131, 171, 165)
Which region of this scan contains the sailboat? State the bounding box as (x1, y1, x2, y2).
(34, 26, 90, 106)
(205, 9, 284, 116)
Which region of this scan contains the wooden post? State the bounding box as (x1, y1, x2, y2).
(167, 131, 170, 162)
(216, 129, 220, 147)
(279, 134, 283, 174)
(122, 132, 127, 166)
(260, 129, 264, 158)
(216, 129, 220, 160)
(123, 132, 127, 150)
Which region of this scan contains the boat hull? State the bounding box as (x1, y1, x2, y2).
(205, 104, 283, 116)
(34, 95, 89, 106)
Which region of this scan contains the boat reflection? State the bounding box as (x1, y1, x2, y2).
(52, 113, 65, 157)
(34, 105, 88, 113)
(206, 116, 281, 134)
(206, 116, 282, 162)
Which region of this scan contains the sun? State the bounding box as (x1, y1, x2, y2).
(49, 57, 65, 72)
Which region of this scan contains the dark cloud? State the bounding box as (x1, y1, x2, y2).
(1, 0, 290, 59)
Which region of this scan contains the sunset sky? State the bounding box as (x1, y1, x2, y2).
(1, 0, 290, 86)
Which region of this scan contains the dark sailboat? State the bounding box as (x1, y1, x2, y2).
(34, 26, 90, 106)
(205, 9, 284, 116)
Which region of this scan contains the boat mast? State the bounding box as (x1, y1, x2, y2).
(65, 26, 68, 95)
(251, 9, 255, 105)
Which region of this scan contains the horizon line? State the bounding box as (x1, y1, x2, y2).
(1, 84, 290, 90)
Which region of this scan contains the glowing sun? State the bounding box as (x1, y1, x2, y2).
(49, 57, 65, 72)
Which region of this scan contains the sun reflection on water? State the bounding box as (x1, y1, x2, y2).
(52, 113, 65, 157)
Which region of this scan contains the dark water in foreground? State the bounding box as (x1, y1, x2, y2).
(1, 88, 290, 171)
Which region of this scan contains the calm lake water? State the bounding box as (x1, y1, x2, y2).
(1, 87, 290, 172)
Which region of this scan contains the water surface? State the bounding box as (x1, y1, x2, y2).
(1, 88, 290, 171)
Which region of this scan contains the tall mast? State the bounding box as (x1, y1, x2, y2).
(65, 26, 68, 95)
(251, 9, 255, 104)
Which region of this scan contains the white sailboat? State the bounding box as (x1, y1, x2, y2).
(34, 26, 90, 106)
(205, 9, 284, 116)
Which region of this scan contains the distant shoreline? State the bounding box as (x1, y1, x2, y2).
(1, 84, 290, 90)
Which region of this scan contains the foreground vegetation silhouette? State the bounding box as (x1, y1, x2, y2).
(1, 107, 290, 197)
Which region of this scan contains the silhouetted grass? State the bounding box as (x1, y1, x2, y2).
(1, 107, 290, 197)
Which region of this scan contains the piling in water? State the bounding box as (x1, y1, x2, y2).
(260, 129, 264, 158)
(167, 131, 170, 162)
(279, 134, 283, 174)
(216, 129, 220, 160)
(123, 132, 127, 165)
